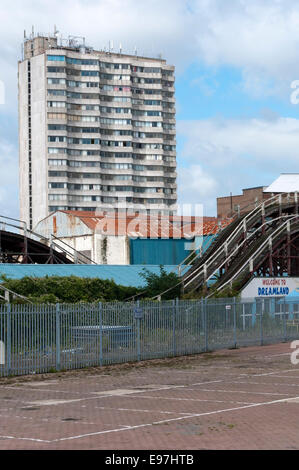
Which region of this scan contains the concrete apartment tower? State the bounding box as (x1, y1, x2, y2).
(18, 31, 177, 230)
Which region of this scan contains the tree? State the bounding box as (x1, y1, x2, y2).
(140, 266, 181, 300)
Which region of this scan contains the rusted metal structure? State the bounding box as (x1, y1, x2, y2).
(182, 192, 299, 295)
(0, 229, 73, 264)
(0, 215, 94, 264)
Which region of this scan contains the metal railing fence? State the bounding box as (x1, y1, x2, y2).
(0, 297, 298, 377)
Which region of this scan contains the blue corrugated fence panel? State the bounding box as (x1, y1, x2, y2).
(0, 264, 189, 288)
(130, 238, 197, 265)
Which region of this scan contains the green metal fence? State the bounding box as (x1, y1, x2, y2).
(0, 297, 298, 377)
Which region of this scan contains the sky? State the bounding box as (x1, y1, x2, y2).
(1, 0, 299, 218)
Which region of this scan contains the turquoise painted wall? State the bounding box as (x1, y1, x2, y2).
(130, 236, 216, 265)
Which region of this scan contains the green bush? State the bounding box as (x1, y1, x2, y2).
(0, 275, 140, 304)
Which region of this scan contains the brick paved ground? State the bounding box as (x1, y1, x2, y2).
(0, 342, 298, 450)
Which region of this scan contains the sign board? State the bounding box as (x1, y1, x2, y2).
(225, 305, 232, 310)
(241, 278, 299, 299)
(134, 308, 143, 320)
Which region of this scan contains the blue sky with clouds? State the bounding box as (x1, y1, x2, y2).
(1, 0, 299, 219)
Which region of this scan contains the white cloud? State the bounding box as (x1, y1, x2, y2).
(177, 116, 299, 213)
(179, 116, 299, 164)
(0, 0, 197, 117)
(193, 0, 299, 98)
(1, 0, 299, 109)
(0, 0, 299, 218)
(191, 75, 219, 96)
(178, 164, 218, 214)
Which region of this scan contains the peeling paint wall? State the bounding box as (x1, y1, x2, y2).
(54, 233, 130, 265)
(35, 212, 92, 238)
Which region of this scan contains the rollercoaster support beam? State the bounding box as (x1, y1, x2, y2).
(287, 220, 291, 276)
(203, 264, 207, 283)
(261, 203, 266, 235)
(180, 281, 185, 297)
(23, 222, 28, 264)
(50, 235, 54, 264)
(0, 229, 74, 265)
(243, 219, 247, 242)
(224, 242, 228, 272)
(249, 258, 254, 275)
(269, 237, 273, 276)
(255, 228, 298, 278)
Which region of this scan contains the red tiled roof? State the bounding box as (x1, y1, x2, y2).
(61, 211, 232, 238)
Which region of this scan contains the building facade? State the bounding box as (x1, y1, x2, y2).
(217, 174, 299, 219)
(35, 210, 229, 265)
(217, 186, 267, 219)
(19, 33, 177, 230)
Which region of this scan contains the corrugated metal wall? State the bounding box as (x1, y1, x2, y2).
(129, 238, 194, 265)
(130, 235, 216, 265)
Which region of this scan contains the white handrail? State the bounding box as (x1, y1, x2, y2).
(183, 192, 297, 287)
(184, 215, 288, 289)
(215, 215, 299, 292)
(204, 215, 294, 286)
(0, 215, 95, 264)
(179, 198, 268, 275)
